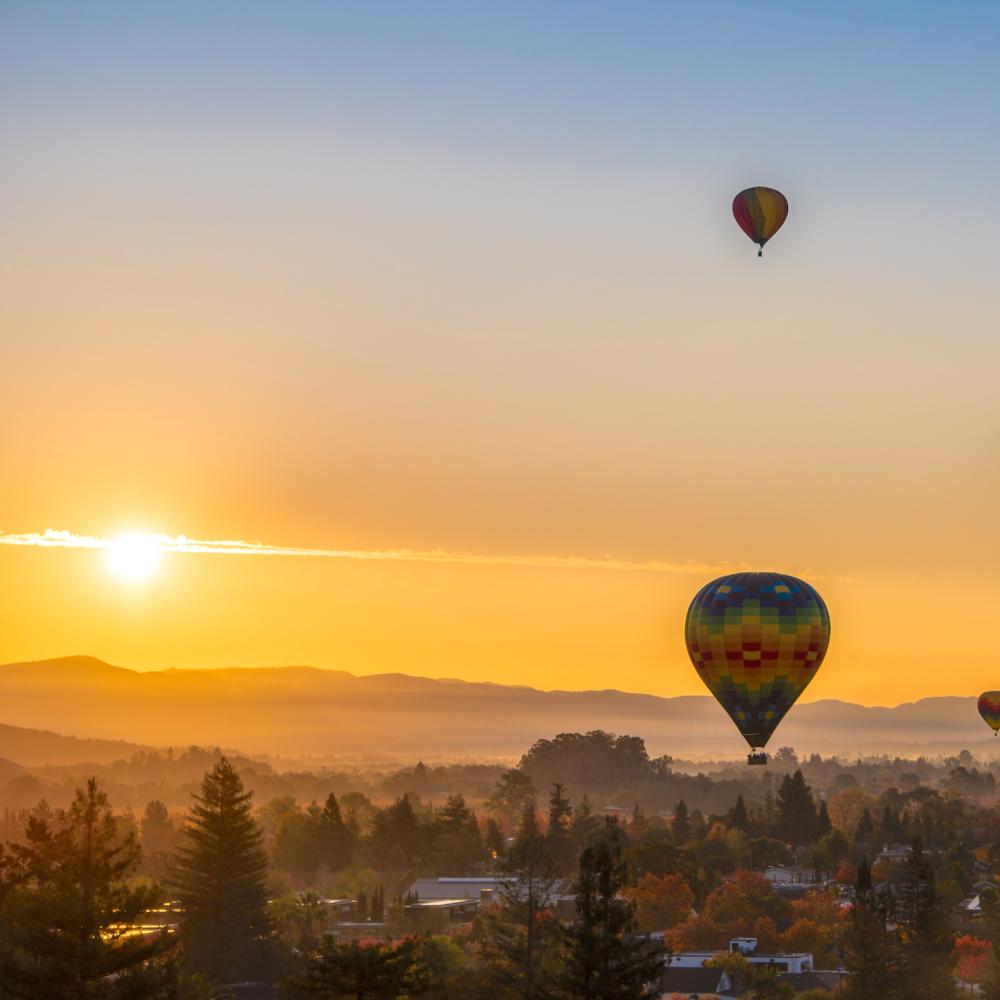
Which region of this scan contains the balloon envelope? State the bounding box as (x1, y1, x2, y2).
(685, 572, 830, 751)
(979, 692, 1000, 734)
(732, 186, 788, 254)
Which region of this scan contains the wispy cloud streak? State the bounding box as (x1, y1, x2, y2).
(0, 529, 737, 576)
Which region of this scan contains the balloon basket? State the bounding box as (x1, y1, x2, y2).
(747, 750, 768, 766)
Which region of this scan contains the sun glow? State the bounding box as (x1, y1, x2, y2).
(104, 534, 162, 583)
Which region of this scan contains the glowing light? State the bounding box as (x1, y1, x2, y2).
(104, 534, 162, 583)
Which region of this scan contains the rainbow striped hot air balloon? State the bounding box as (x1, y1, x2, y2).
(732, 186, 789, 257)
(685, 572, 830, 764)
(978, 692, 1000, 736)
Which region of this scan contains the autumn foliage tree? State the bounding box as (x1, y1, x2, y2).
(952, 935, 990, 988)
(626, 873, 694, 933)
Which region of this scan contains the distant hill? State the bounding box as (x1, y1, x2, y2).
(0, 719, 152, 766)
(0, 656, 995, 761)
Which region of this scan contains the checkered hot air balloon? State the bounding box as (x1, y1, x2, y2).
(685, 572, 830, 765)
(732, 186, 788, 257)
(978, 692, 1000, 736)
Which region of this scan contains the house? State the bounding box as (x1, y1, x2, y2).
(408, 876, 514, 901)
(406, 876, 577, 922)
(876, 844, 913, 864)
(763, 865, 818, 888)
(665, 939, 814, 975)
(659, 964, 731, 997)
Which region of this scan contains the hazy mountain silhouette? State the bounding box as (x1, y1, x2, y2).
(0, 656, 994, 761)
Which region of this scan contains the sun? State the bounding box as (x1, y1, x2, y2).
(104, 534, 162, 583)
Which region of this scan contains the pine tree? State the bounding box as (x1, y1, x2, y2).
(294, 937, 419, 998)
(0, 779, 176, 999)
(842, 858, 897, 1000)
(773, 770, 818, 844)
(438, 793, 474, 833)
(895, 838, 957, 999)
(729, 794, 750, 833)
(571, 794, 601, 849)
(670, 800, 691, 846)
(560, 830, 663, 999)
(486, 818, 505, 861)
(545, 782, 573, 869)
(815, 800, 832, 839)
(315, 791, 351, 870)
(170, 757, 273, 983)
(854, 808, 875, 847)
(481, 803, 559, 1000)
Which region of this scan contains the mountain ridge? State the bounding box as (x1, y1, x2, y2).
(0, 656, 993, 760)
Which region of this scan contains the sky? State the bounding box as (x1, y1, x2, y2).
(2, 2, 1000, 705)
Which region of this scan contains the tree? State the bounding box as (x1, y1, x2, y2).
(670, 801, 691, 846)
(952, 935, 990, 990)
(854, 808, 875, 847)
(369, 794, 424, 863)
(570, 794, 602, 849)
(485, 818, 505, 861)
(729, 794, 750, 834)
(437, 793, 473, 833)
(626, 873, 694, 933)
(140, 799, 177, 881)
(895, 838, 957, 999)
(315, 792, 352, 871)
(479, 802, 560, 1000)
(841, 858, 897, 1000)
(560, 831, 663, 999)
(519, 732, 653, 797)
(487, 771, 537, 833)
(773, 771, 818, 844)
(292, 937, 419, 999)
(170, 757, 273, 983)
(545, 783, 573, 869)
(815, 801, 832, 838)
(0, 779, 175, 999)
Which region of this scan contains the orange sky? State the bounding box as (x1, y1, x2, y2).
(3, 5, 1000, 706)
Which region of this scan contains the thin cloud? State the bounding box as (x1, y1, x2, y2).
(0, 528, 739, 576)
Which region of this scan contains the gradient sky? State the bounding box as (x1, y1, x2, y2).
(3, 2, 1000, 705)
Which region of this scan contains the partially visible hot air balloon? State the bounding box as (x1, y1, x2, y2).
(979, 692, 1000, 736)
(732, 186, 788, 256)
(685, 572, 830, 764)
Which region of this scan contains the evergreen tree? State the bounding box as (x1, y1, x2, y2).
(729, 794, 750, 834)
(371, 885, 385, 922)
(486, 818, 505, 861)
(438, 793, 474, 833)
(170, 757, 272, 983)
(356, 890, 368, 922)
(854, 808, 875, 847)
(369, 794, 423, 862)
(545, 783, 573, 869)
(815, 800, 832, 839)
(570, 794, 601, 849)
(842, 858, 897, 1000)
(895, 838, 957, 999)
(670, 800, 691, 846)
(773, 770, 818, 844)
(560, 830, 663, 999)
(481, 803, 559, 1000)
(316, 792, 351, 871)
(0, 779, 176, 999)
(293, 937, 419, 998)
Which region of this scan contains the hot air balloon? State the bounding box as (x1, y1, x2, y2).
(732, 186, 788, 257)
(685, 572, 830, 764)
(978, 692, 1000, 736)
